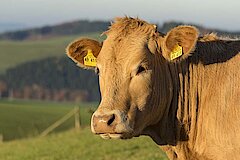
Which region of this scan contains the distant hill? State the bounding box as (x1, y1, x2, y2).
(0, 20, 109, 41)
(0, 19, 239, 41)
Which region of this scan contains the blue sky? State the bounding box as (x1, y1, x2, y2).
(0, 0, 239, 31)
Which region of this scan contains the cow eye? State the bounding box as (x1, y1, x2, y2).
(95, 67, 100, 75)
(136, 65, 146, 75)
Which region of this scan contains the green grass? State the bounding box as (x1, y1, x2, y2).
(0, 99, 168, 159)
(0, 32, 103, 73)
(0, 99, 97, 141)
(0, 128, 168, 160)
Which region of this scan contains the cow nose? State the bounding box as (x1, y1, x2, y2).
(92, 113, 119, 134)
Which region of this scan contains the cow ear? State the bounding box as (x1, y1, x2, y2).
(66, 38, 102, 69)
(160, 26, 199, 62)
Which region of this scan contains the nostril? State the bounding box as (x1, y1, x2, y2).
(107, 114, 115, 126)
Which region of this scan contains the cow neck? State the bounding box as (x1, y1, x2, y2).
(173, 60, 200, 142)
(154, 57, 201, 159)
(193, 40, 240, 65)
(161, 39, 240, 159)
(167, 61, 195, 143)
(167, 39, 240, 144)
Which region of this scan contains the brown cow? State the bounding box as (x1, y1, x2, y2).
(66, 17, 240, 160)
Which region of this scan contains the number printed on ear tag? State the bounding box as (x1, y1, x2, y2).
(84, 49, 97, 67)
(170, 44, 183, 60)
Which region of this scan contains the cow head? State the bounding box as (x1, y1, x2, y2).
(66, 17, 198, 142)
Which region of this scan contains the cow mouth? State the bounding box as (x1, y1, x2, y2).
(98, 132, 134, 140)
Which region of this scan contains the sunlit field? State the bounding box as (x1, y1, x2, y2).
(0, 99, 168, 160)
(0, 128, 168, 160)
(0, 99, 97, 141)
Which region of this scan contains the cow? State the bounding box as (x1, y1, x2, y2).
(66, 17, 240, 160)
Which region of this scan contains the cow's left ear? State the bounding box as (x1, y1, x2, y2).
(66, 38, 102, 69)
(160, 26, 199, 62)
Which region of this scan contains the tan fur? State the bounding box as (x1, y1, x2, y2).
(66, 17, 240, 160)
(105, 17, 157, 39)
(199, 33, 219, 42)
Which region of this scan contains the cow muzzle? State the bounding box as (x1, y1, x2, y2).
(91, 110, 133, 139)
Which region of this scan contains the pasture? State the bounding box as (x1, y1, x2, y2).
(0, 128, 168, 160)
(0, 99, 168, 160)
(0, 99, 96, 141)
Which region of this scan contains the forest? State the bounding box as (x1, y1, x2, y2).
(0, 57, 100, 102)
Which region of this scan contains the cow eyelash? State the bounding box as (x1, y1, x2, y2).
(136, 65, 146, 75)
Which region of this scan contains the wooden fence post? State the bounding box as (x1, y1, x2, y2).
(40, 108, 76, 137)
(0, 134, 3, 143)
(74, 106, 81, 131)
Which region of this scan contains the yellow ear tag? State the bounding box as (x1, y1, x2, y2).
(84, 49, 97, 67)
(170, 44, 183, 60)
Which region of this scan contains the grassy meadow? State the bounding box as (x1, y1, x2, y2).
(0, 99, 168, 160)
(0, 128, 168, 160)
(0, 32, 103, 73)
(0, 99, 97, 141)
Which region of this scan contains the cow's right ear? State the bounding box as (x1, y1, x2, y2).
(158, 26, 199, 62)
(66, 38, 102, 69)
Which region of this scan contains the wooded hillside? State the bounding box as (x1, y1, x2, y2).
(0, 57, 100, 102)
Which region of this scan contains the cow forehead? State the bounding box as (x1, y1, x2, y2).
(97, 35, 149, 67)
(97, 17, 157, 63)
